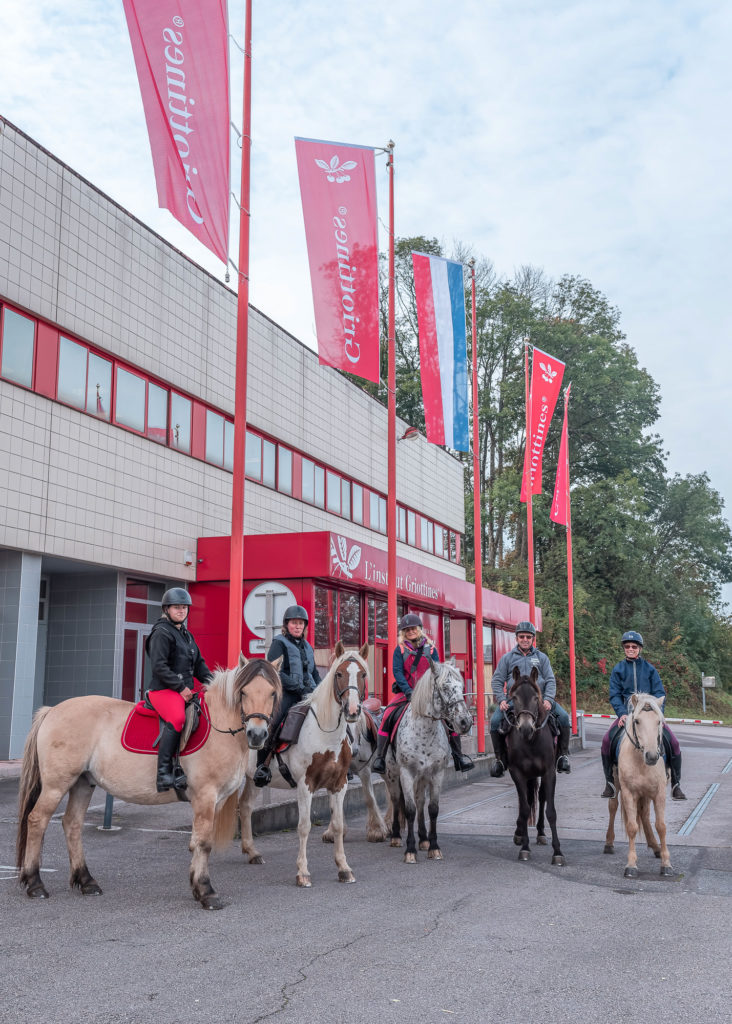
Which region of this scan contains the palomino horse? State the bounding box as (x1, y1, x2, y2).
(385, 658, 472, 863)
(322, 699, 389, 845)
(504, 667, 565, 865)
(604, 692, 673, 878)
(16, 657, 281, 910)
(239, 641, 369, 887)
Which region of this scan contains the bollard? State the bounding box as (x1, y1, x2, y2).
(97, 792, 121, 832)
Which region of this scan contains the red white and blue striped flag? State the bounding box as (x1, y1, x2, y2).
(412, 252, 469, 452)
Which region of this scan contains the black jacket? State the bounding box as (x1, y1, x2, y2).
(146, 617, 213, 692)
(267, 633, 321, 696)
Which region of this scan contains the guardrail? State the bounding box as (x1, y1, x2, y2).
(576, 709, 724, 744)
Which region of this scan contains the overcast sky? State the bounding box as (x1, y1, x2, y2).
(2, 0, 730, 603)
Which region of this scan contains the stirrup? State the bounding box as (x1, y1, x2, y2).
(490, 759, 505, 778)
(253, 764, 272, 788)
(372, 754, 387, 775)
(601, 780, 616, 798)
(453, 754, 474, 773)
(672, 782, 687, 800)
(556, 755, 571, 774)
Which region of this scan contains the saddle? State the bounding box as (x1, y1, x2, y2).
(120, 691, 211, 756)
(275, 701, 311, 751)
(381, 699, 410, 744)
(360, 697, 382, 744)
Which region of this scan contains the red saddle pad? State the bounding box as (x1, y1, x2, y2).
(121, 696, 211, 755)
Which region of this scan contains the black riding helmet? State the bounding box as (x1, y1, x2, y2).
(162, 587, 192, 610)
(622, 630, 643, 647)
(399, 613, 422, 630)
(514, 620, 536, 636)
(283, 604, 309, 626)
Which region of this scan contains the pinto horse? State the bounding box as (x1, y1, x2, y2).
(385, 658, 472, 863)
(504, 667, 565, 865)
(604, 692, 673, 878)
(239, 641, 370, 887)
(16, 656, 281, 910)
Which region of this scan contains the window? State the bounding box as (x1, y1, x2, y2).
(420, 517, 434, 553)
(1, 308, 35, 387)
(398, 506, 406, 542)
(245, 430, 262, 480)
(206, 410, 225, 466)
(262, 439, 276, 488)
(302, 458, 325, 508)
(327, 471, 341, 514)
(278, 446, 292, 494)
(57, 336, 112, 418)
(224, 421, 234, 471)
(115, 366, 146, 432)
(439, 527, 449, 558)
(449, 532, 457, 562)
(341, 479, 351, 520)
(170, 392, 191, 453)
(369, 492, 386, 533)
(87, 352, 112, 420)
(407, 510, 416, 546)
(147, 382, 167, 442)
(352, 484, 363, 524)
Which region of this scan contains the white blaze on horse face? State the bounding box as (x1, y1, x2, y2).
(345, 660, 361, 720)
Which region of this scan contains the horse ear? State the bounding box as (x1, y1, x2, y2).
(512, 666, 521, 682)
(335, 640, 345, 659)
(449, 656, 457, 668)
(359, 642, 370, 660)
(269, 655, 284, 673)
(530, 667, 539, 684)
(656, 694, 665, 706)
(431, 659, 440, 675)
(628, 692, 639, 709)
(238, 652, 248, 668)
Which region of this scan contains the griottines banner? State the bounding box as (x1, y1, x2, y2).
(520, 346, 566, 501)
(122, 0, 230, 263)
(550, 385, 571, 525)
(295, 138, 380, 384)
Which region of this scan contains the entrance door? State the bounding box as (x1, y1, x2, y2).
(374, 643, 389, 705)
(121, 625, 153, 703)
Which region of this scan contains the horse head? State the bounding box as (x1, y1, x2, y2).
(330, 640, 370, 724)
(508, 667, 544, 740)
(416, 657, 472, 734)
(221, 655, 282, 749)
(626, 692, 665, 765)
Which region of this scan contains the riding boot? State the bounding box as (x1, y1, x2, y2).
(600, 751, 616, 798)
(490, 730, 508, 777)
(371, 734, 389, 775)
(253, 744, 273, 788)
(156, 723, 186, 792)
(556, 722, 571, 773)
(448, 732, 474, 772)
(669, 752, 687, 800)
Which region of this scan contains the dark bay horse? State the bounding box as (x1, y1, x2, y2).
(505, 667, 565, 865)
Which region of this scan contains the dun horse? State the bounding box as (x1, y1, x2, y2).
(604, 692, 673, 878)
(504, 667, 564, 865)
(239, 642, 369, 887)
(16, 657, 281, 910)
(385, 658, 472, 863)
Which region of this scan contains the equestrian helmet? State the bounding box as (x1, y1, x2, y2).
(162, 587, 192, 608)
(622, 630, 643, 647)
(283, 604, 309, 625)
(399, 613, 423, 630)
(514, 621, 536, 636)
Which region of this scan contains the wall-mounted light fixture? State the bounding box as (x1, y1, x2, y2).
(398, 426, 420, 442)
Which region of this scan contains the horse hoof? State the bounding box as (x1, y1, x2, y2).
(624, 866, 639, 879)
(296, 874, 312, 888)
(536, 835, 548, 846)
(513, 833, 523, 846)
(551, 855, 565, 866)
(200, 893, 225, 911)
(604, 844, 614, 855)
(518, 850, 530, 862)
(660, 865, 674, 877)
(321, 833, 334, 844)
(248, 854, 264, 865)
(427, 849, 443, 860)
(338, 870, 355, 883)
(404, 852, 417, 864)
(27, 885, 49, 899)
(390, 838, 402, 848)
(81, 881, 103, 895)
(367, 833, 387, 843)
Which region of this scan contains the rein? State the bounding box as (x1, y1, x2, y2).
(308, 657, 365, 733)
(623, 708, 663, 760)
(208, 679, 274, 738)
(503, 706, 551, 731)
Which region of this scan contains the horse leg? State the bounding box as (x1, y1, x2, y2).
(653, 791, 673, 875)
(543, 772, 564, 865)
(388, 778, 403, 847)
(639, 800, 661, 858)
(426, 771, 443, 860)
(295, 780, 314, 887)
(417, 798, 429, 851)
(623, 790, 640, 878)
(536, 778, 548, 845)
(20, 782, 70, 898)
(401, 771, 418, 864)
(514, 777, 531, 861)
(328, 789, 355, 883)
(63, 776, 102, 895)
(605, 790, 619, 854)
(360, 766, 388, 842)
(189, 790, 223, 910)
(238, 775, 264, 864)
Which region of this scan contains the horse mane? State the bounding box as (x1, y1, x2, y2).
(304, 646, 369, 732)
(208, 659, 282, 713)
(410, 664, 437, 718)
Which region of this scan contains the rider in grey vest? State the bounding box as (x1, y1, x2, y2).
(253, 604, 321, 787)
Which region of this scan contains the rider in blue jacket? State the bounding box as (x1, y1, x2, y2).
(489, 621, 571, 777)
(600, 630, 686, 799)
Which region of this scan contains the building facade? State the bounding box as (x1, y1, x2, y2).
(0, 119, 534, 758)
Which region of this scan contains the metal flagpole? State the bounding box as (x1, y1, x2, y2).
(386, 141, 397, 706)
(227, 0, 253, 667)
(524, 342, 536, 625)
(564, 385, 577, 734)
(469, 260, 485, 753)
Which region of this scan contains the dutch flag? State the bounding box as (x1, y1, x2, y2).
(411, 252, 470, 452)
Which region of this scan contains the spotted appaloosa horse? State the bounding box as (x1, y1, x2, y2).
(504, 667, 565, 866)
(239, 641, 369, 887)
(385, 657, 472, 863)
(604, 691, 673, 878)
(15, 656, 281, 910)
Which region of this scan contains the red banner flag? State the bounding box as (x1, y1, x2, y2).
(295, 138, 380, 383)
(550, 384, 571, 525)
(122, 0, 230, 263)
(520, 346, 566, 501)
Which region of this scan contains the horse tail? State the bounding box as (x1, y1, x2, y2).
(527, 778, 538, 827)
(16, 706, 51, 869)
(213, 791, 239, 850)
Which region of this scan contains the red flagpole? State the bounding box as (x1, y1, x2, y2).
(469, 261, 485, 753)
(386, 141, 397, 705)
(524, 342, 536, 625)
(564, 385, 577, 733)
(227, 0, 253, 667)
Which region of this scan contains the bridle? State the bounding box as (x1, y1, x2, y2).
(427, 667, 468, 725)
(623, 702, 663, 760)
(208, 677, 275, 737)
(308, 656, 366, 733)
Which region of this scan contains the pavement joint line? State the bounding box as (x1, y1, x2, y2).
(678, 783, 720, 836)
(721, 758, 732, 775)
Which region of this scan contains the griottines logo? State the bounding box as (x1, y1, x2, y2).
(539, 360, 557, 384)
(315, 155, 357, 183)
(331, 535, 362, 579)
(163, 17, 203, 225)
